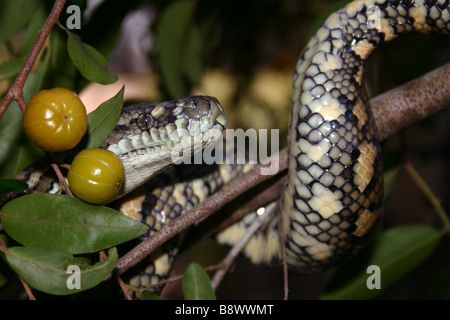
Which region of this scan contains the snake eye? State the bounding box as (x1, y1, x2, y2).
(137, 113, 154, 131)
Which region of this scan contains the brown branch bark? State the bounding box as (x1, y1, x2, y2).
(0, 0, 448, 288)
(114, 151, 289, 276)
(373, 62, 450, 141)
(0, 0, 67, 117)
(210, 203, 276, 290)
(114, 62, 450, 276)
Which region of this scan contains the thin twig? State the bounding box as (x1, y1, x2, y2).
(48, 161, 73, 197)
(276, 201, 289, 300)
(372, 62, 450, 141)
(203, 174, 287, 238)
(404, 161, 450, 235)
(59, 164, 71, 170)
(114, 151, 289, 276)
(0, 0, 67, 118)
(1, 0, 449, 291)
(211, 202, 276, 291)
(16, 96, 27, 112)
(0, 237, 7, 254)
(116, 275, 133, 300)
(18, 276, 36, 300)
(143, 264, 222, 293)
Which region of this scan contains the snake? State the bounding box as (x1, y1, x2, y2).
(1, 0, 449, 295)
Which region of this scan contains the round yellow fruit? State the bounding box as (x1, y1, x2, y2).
(23, 87, 87, 152)
(68, 148, 125, 204)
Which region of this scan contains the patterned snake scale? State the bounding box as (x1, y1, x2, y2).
(126, 0, 450, 291)
(1, 0, 449, 294)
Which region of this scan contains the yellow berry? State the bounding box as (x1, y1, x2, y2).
(23, 87, 87, 152)
(67, 149, 125, 204)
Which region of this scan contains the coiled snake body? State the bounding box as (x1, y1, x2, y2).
(2, 0, 450, 293)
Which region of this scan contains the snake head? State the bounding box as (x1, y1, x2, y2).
(103, 95, 226, 197)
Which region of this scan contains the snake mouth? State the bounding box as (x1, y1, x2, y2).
(105, 95, 227, 197)
(107, 96, 226, 160)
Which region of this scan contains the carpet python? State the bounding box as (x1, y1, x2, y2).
(1, 0, 449, 295)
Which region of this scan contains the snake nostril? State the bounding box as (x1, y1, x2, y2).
(185, 99, 211, 118)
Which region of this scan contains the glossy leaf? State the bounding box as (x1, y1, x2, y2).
(0, 57, 24, 81)
(0, 232, 13, 288)
(0, 0, 40, 44)
(321, 225, 441, 300)
(0, 139, 44, 179)
(0, 194, 148, 254)
(48, 21, 78, 89)
(157, 1, 196, 98)
(0, 49, 49, 167)
(19, 5, 47, 57)
(66, 31, 117, 85)
(140, 291, 166, 300)
(0, 104, 22, 168)
(85, 86, 124, 149)
(5, 246, 118, 295)
(0, 179, 28, 194)
(182, 263, 216, 300)
(182, 25, 204, 86)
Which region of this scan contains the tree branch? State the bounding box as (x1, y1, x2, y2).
(373, 62, 450, 141)
(0, 0, 67, 117)
(210, 202, 276, 290)
(114, 62, 450, 276)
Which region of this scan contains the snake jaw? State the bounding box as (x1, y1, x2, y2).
(104, 96, 226, 198)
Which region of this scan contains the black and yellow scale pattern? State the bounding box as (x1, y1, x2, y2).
(2, 0, 449, 293)
(218, 0, 450, 274)
(127, 0, 450, 289)
(280, 0, 449, 272)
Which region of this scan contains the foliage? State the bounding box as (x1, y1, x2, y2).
(0, 0, 449, 300)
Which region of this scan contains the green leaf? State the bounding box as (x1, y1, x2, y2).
(157, 1, 196, 98)
(0, 139, 44, 179)
(383, 166, 400, 200)
(321, 225, 441, 300)
(0, 50, 50, 167)
(0, 104, 22, 167)
(140, 291, 166, 300)
(0, 0, 40, 44)
(0, 194, 148, 254)
(0, 57, 24, 81)
(427, 263, 450, 300)
(66, 31, 118, 85)
(19, 5, 47, 58)
(22, 42, 51, 101)
(182, 263, 216, 300)
(0, 232, 13, 288)
(85, 86, 124, 149)
(0, 179, 28, 194)
(48, 27, 78, 89)
(182, 25, 204, 86)
(5, 246, 118, 295)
